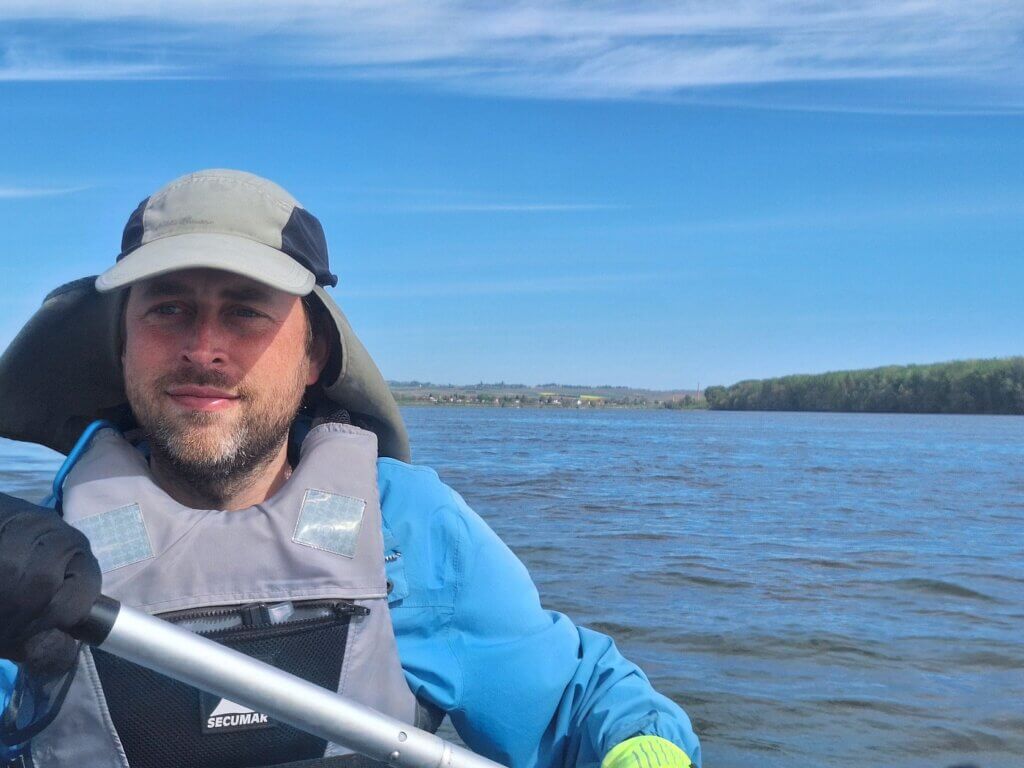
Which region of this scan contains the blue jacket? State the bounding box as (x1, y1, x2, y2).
(3, 457, 701, 767)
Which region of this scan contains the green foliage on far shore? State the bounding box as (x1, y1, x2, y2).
(704, 357, 1024, 415)
(661, 395, 705, 410)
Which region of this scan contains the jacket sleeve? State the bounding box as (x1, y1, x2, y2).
(0, 661, 14, 713)
(1, 660, 77, 758)
(1, 660, 21, 761)
(383, 463, 700, 768)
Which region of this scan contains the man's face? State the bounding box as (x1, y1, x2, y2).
(122, 268, 325, 487)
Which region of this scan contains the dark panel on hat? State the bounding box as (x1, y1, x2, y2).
(281, 207, 338, 287)
(120, 197, 150, 258)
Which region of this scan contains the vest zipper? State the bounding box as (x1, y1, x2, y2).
(160, 599, 369, 638)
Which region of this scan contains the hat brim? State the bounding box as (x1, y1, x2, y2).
(95, 232, 316, 296)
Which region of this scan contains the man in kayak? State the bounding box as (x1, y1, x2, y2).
(0, 170, 700, 768)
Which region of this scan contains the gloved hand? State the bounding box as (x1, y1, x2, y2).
(602, 735, 693, 768)
(0, 493, 101, 681)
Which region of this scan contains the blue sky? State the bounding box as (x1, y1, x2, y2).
(1, 2, 1022, 389)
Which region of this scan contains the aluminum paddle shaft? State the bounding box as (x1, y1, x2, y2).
(75, 597, 505, 768)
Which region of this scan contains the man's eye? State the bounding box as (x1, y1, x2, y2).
(232, 307, 265, 319)
(150, 304, 183, 316)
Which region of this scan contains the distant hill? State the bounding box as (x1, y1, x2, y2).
(387, 381, 704, 409)
(704, 357, 1024, 415)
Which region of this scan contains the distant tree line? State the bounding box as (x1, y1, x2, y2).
(662, 395, 704, 410)
(704, 358, 1024, 415)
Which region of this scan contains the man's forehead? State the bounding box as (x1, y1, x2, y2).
(134, 269, 284, 302)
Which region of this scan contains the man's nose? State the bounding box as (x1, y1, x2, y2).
(180, 314, 226, 367)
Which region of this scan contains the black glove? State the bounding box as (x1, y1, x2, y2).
(0, 493, 101, 681)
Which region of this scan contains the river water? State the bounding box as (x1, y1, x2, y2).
(2, 409, 1022, 767)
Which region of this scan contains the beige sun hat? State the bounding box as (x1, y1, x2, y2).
(0, 170, 409, 461)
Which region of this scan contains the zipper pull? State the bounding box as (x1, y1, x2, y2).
(240, 603, 272, 627)
(334, 602, 370, 618)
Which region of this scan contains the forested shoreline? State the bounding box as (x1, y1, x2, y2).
(704, 358, 1024, 415)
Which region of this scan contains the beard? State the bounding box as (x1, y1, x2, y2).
(125, 362, 310, 506)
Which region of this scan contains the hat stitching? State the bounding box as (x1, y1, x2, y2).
(150, 173, 298, 216)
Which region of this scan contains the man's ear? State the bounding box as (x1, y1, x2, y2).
(306, 331, 330, 386)
(119, 287, 131, 363)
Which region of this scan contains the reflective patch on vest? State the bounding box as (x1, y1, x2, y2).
(71, 503, 154, 573)
(293, 489, 366, 559)
(200, 693, 273, 735)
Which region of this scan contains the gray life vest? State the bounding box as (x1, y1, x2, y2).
(31, 423, 420, 768)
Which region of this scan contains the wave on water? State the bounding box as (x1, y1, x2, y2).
(884, 577, 999, 602)
(589, 625, 898, 663)
(949, 649, 1024, 670)
(915, 724, 1012, 754)
(633, 571, 753, 590)
(590, 531, 668, 542)
(801, 465, 835, 474)
(813, 696, 921, 717)
(769, 556, 864, 571)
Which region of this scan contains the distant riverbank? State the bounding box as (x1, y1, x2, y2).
(705, 357, 1024, 415)
(391, 356, 1024, 416)
(389, 381, 706, 410)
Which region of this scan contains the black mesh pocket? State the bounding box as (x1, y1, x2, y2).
(92, 603, 356, 768)
(276, 756, 388, 768)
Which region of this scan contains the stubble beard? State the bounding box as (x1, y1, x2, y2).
(125, 364, 310, 507)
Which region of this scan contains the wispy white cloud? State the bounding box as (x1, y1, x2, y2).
(0, 36, 187, 80)
(0, 184, 91, 199)
(1, 1, 1022, 108)
(0, 63, 175, 80)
